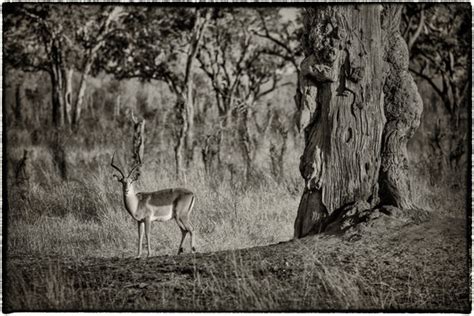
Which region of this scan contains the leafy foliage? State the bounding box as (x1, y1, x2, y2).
(3, 4, 70, 73)
(97, 7, 201, 90)
(403, 3, 470, 116)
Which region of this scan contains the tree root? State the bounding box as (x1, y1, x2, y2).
(322, 201, 431, 239)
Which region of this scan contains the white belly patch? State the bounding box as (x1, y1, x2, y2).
(149, 206, 173, 222)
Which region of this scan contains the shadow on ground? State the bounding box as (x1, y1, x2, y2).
(5, 213, 470, 312)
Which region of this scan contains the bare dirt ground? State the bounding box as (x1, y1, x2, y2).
(5, 213, 470, 312)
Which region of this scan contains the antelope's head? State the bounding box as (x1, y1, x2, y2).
(110, 152, 141, 195)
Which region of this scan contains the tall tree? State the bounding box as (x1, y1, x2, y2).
(198, 8, 291, 179)
(4, 4, 73, 127)
(403, 3, 470, 125)
(4, 4, 126, 129)
(70, 6, 126, 127)
(100, 7, 210, 179)
(402, 4, 470, 169)
(294, 5, 423, 238)
(252, 8, 306, 131)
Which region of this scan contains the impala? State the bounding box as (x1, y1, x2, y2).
(111, 153, 196, 258)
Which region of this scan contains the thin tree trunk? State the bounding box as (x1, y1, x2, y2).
(270, 129, 288, 184)
(50, 66, 64, 127)
(238, 98, 255, 183)
(71, 6, 122, 127)
(131, 114, 146, 175)
(185, 80, 195, 167)
(14, 84, 23, 124)
(90, 91, 95, 118)
(175, 8, 209, 179)
(72, 62, 92, 127)
(114, 95, 121, 120)
(48, 39, 64, 127)
(202, 130, 221, 176)
(64, 68, 73, 126)
(175, 94, 187, 180)
(223, 95, 234, 127)
(294, 5, 422, 238)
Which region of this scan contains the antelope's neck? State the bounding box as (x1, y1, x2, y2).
(123, 185, 140, 221)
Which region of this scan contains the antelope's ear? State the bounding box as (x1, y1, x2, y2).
(131, 171, 140, 182)
(131, 111, 137, 124)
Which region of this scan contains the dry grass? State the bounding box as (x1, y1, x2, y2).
(6, 212, 469, 312)
(4, 142, 469, 312)
(7, 144, 298, 258)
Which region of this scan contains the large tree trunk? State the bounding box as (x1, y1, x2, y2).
(294, 5, 422, 238)
(379, 6, 423, 209)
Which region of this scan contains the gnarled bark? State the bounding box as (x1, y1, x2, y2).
(380, 5, 423, 209)
(294, 5, 422, 238)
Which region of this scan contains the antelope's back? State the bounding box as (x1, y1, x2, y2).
(142, 188, 193, 208)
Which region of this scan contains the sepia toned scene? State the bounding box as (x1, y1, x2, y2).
(3, 3, 470, 312)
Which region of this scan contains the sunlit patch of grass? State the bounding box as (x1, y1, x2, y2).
(7, 144, 299, 259)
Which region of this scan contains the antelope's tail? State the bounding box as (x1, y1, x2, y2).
(187, 194, 195, 215)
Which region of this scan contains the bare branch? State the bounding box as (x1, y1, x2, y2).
(402, 14, 415, 39)
(408, 8, 425, 51)
(409, 66, 444, 101)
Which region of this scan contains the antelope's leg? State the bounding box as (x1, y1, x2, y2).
(176, 219, 187, 254)
(182, 218, 195, 253)
(137, 221, 144, 258)
(145, 218, 152, 257)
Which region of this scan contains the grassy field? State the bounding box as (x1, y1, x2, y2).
(6, 142, 300, 258)
(4, 139, 470, 312)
